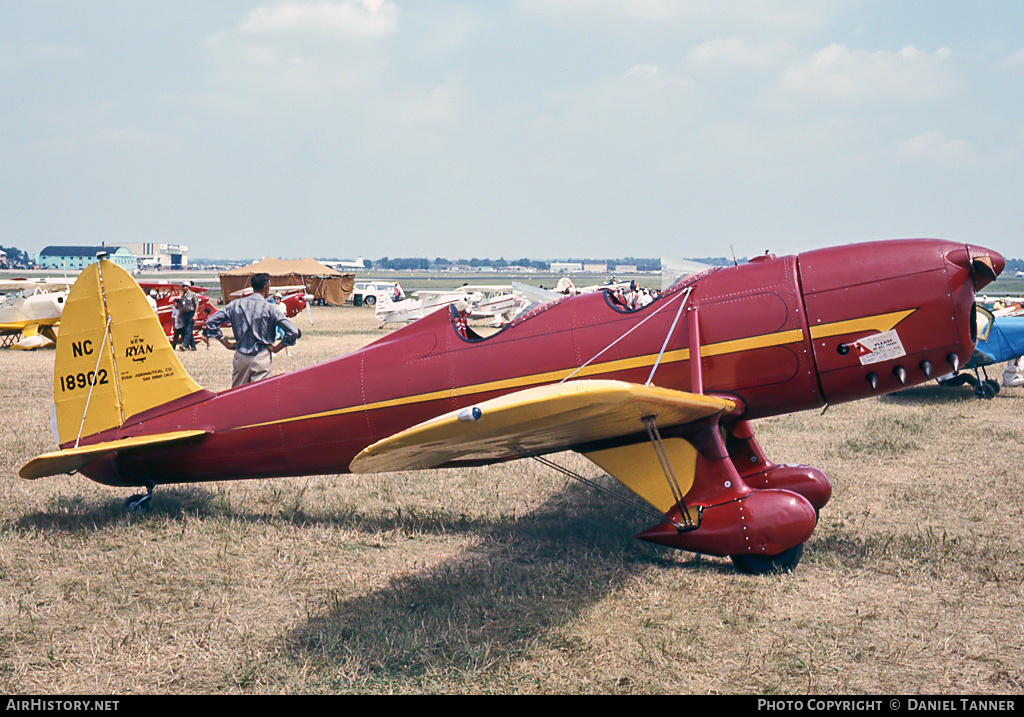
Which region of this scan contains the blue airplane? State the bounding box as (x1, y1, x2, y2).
(939, 307, 1024, 398)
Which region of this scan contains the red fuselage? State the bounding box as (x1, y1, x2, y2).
(82, 239, 1002, 488)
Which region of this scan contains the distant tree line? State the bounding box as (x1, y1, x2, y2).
(371, 255, 1024, 276)
(376, 256, 667, 271)
(0, 245, 32, 269)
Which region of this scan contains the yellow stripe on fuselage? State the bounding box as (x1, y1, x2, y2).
(808, 310, 914, 339)
(236, 309, 915, 431)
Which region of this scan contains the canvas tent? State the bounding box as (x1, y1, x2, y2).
(219, 258, 355, 306)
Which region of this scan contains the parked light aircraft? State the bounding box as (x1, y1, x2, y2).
(227, 284, 312, 324)
(19, 239, 1003, 574)
(937, 305, 1024, 398)
(0, 278, 74, 349)
(374, 285, 540, 328)
(139, 282, 216, 345)
(374, 288, 478, 327)
(460, 285, 528, 325)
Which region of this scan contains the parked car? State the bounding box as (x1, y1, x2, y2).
(352, 282, 403, 306)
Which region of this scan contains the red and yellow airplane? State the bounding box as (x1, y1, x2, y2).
(19, 239, 1003, 573)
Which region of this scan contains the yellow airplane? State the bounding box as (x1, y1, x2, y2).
(0, 278, 73, 350)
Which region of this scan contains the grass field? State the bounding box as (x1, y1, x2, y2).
(0, 304, 1022, 694)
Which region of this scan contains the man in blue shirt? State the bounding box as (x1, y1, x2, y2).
(204, 273, 301, 387)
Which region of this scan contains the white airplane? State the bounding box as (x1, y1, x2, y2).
(0, 277, 75, 350)
(373, 283, 540, 329)
(552, 276, 634, 295)
(374, 289, 472, 328)
(459, 285, 528, 325)
(375, 279, 665, 329)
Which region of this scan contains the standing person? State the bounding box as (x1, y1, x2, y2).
(1003, 357, 1024, 387)
(268, 292, 287, 342)
(179, 282, 199, 351)
(203, 273, 301, 388)
(171, 298, 186, 350)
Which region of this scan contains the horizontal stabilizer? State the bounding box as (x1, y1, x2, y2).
(350, 379, 736, 474)
(19, 429, 208, 480)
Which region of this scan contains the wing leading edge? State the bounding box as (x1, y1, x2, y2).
(349, 379, 738, 474)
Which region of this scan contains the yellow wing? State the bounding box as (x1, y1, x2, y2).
(349, 379, 736, 474)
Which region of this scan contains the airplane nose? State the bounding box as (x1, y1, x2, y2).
(798, 238, 1002, 405)
(946, 244, 1005, 291)
(967, 245, 1005, 290)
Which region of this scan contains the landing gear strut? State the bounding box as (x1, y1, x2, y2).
(938, 366, 1001, 400)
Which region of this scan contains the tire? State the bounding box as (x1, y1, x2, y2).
(973, 382, 996, 399)
(364, 295, 376, 306)
(730, 543, 804, 574)
(125, 493, 152, 513)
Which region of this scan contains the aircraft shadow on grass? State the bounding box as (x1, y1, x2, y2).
(282, 480, 729, 678)
(878, 384, 981, 406)
(14, 474, 731, 678)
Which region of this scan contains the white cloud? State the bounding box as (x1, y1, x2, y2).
(515, 0, 678, 23)
(774, 44, 956, 106)
(0, 40, 84, 76)
(897, 129, 974, 165)
(516, 0, 841, 36)
(237, 0, 398, 40)
(688, 37, 792, 73)
(412, 6, 489, 57)
(542, 63, 696, 137)
(200, 1, 400, 105)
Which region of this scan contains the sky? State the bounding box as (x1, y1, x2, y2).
(2, 1, 1023, 262)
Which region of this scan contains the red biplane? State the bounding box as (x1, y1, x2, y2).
(138, 282, 216, 345)
(140, 281, 309, 346)
(20, 239, 1003, 573)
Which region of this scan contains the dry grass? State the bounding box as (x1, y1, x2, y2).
(1, 305, 1022, 694)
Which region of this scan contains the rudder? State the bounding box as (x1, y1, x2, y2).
(53, 258, 204, 446)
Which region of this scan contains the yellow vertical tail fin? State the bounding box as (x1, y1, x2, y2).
(53, 258, 204, 445)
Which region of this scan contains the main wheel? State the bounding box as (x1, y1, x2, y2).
(973, 382, 996, 399)
(730, 543, 804, 574)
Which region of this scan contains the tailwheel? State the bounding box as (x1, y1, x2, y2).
(125, 488, 153, 513)
(730, 543, 804, 575)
